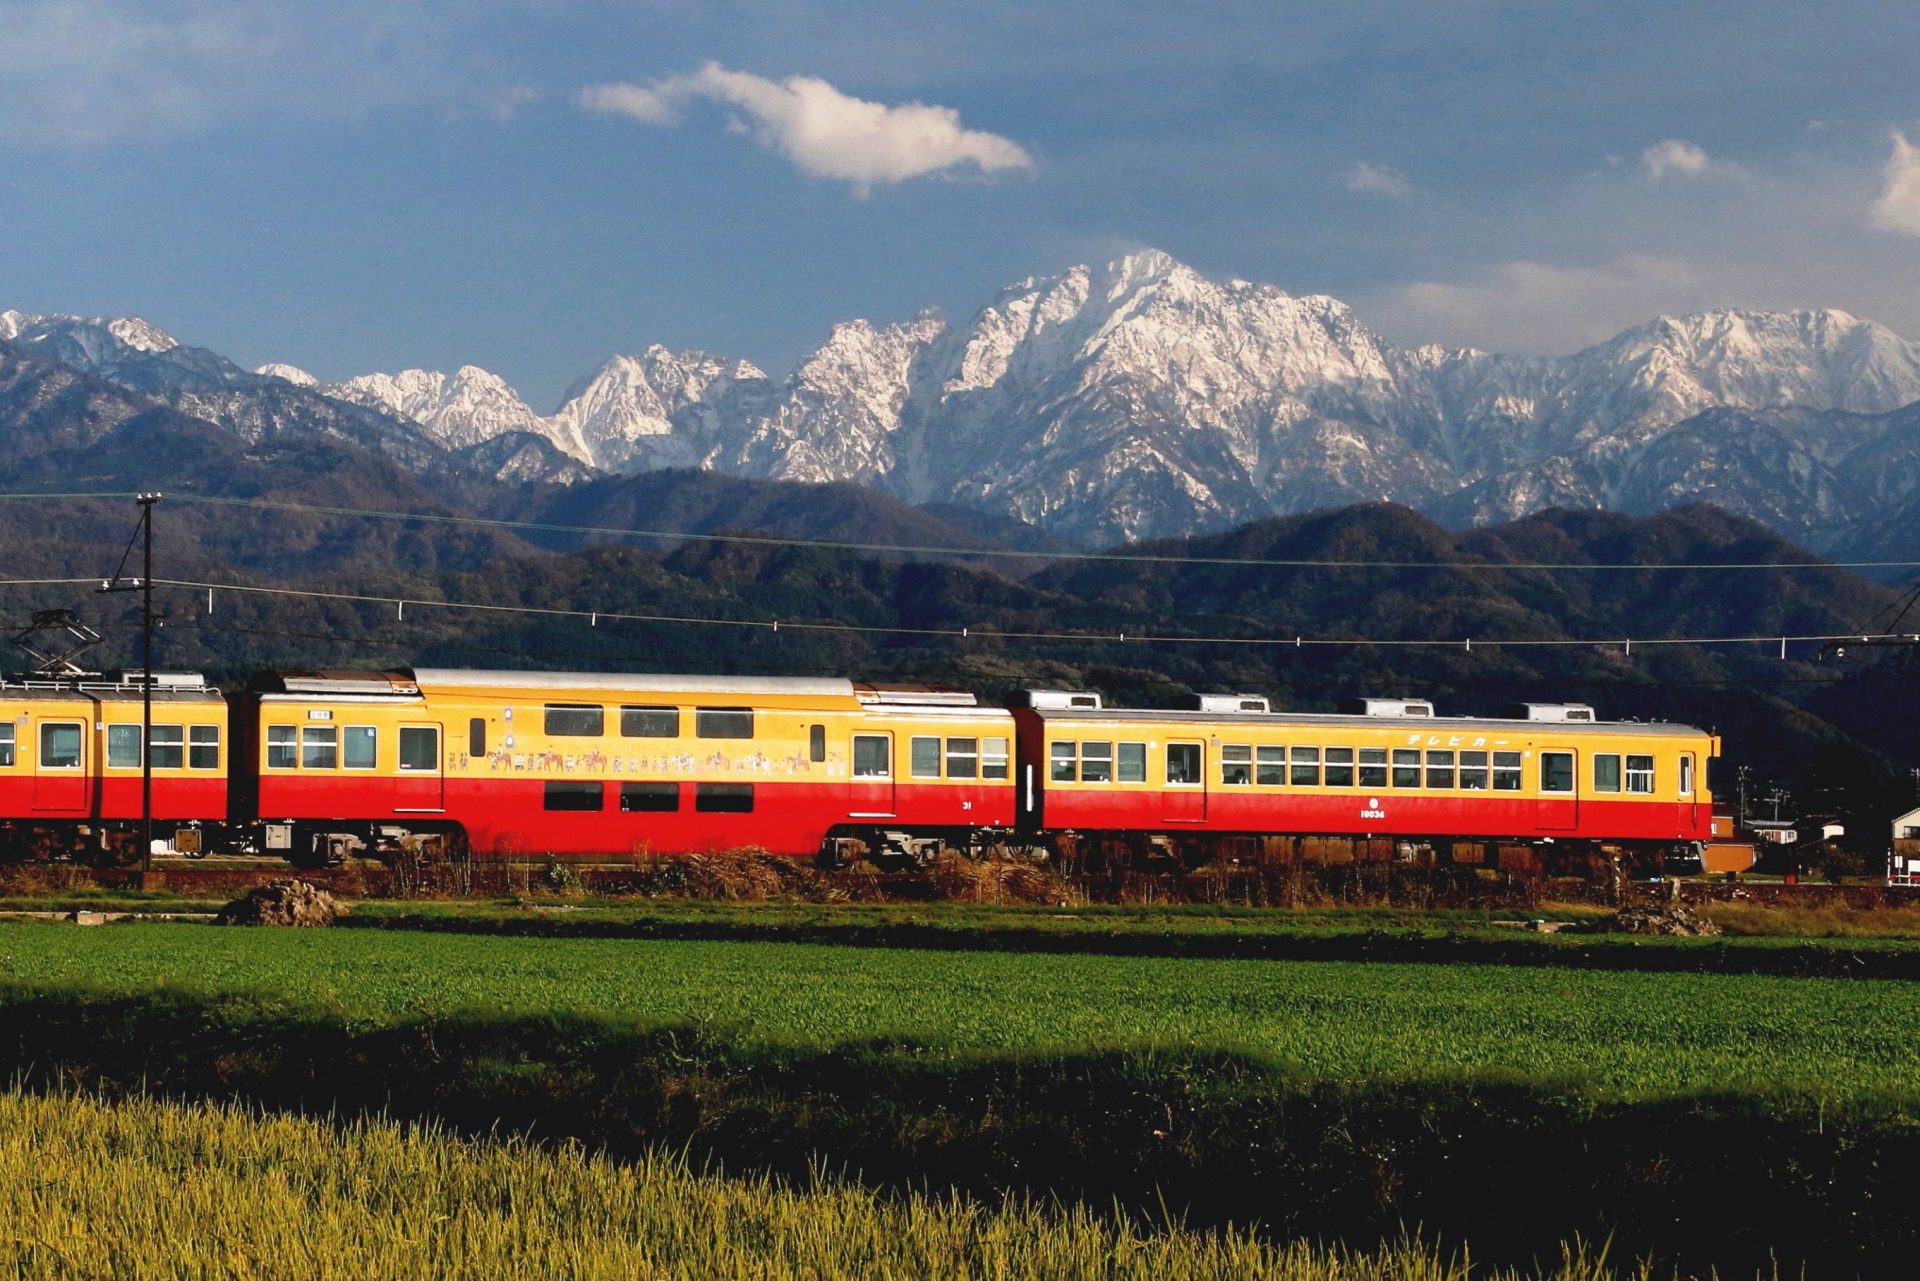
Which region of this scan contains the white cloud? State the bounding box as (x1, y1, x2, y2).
(490, 85, 539, 122)
(1341, 161, 1411, 197)
(1366, 255, 1711, 355)
(579, 63, 1033, 195)
(578, 82, 678, 126)
(1869, 130, 1920, 236)
(1639, 138, 1743, 179)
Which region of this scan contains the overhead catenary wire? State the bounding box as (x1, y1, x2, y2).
(1, 489, 1917, 573)
(99, 618, 1877, 690)
(2, 571, 1908, 655)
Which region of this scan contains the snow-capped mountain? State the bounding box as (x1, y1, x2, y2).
(329, 366, 549, 453)
(267, 250, 1920, 540)
(15, 251, 1920, 544)
(550, 347, 771, 471)
(0, 311, 449, 469)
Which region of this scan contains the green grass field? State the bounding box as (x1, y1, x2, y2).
(4, 921, 1917, 1095)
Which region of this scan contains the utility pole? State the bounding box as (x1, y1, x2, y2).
(100, 494, 162, 872)
(140, 493, 156, 870)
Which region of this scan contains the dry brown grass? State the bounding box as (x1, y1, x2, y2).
(929, 851, 1083, 905)
(1700, 900, 1920, 939)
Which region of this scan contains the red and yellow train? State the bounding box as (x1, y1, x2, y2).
(0, 666, 1717, 870)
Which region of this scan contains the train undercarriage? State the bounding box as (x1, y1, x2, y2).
(0, 816, 1705, 886)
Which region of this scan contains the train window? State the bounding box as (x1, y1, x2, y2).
(190, 726, 220, 770)
(1540, 752, 1575, 793)
(946, 738, 979, 779)
(1459, 750, 1488, 790)
(147, 725, 184, 770)
(0, 723, 13, 767)
(1391, 749, 1420, 788)
(470, 718, 486, 758)
(545, 704, 604, 737)
(1593, 754, 1621, 793)
(696, 783, 754, 813)
(40, 723, 81, 769)
(267, 725, 296, 769)
(1166, 743, 1202, 785)
(1081, 741, 1113, 783)
(853, 734, 890, 777)
(696, 708, 754, 739)
(1325, 747, 1355, 788)
(544, 781, 602, 811)
(1116, 742, 1146, 783)
(984, 737, 1011, 780)
(911, 736, 941, 778)
(1492, 751, 1523, 791)
(1256, 745, 1285, 786)
(108, 725, 141, 769)
(620, 782, 679, 812)
(1625, 754, 1654, 794)
(1291, 746, 1321, 787)
(810, 724, 827, 763)
(1221, 745, 1252, 786)
(302, 726, 338, 770)
(1358, 748, 1388, 788)
(621, 706, 679, 738)
(1678, 755, 1694, 796)
(399, 727, 438, 772)
(1425, 750, 1455, 789)
(342, 726, 378, 770)
(1050, 742, 1077, 782)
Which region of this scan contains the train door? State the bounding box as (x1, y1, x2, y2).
(850, 732, 895, 818)
(1162, 740, 1206, 823)
(394, 723, 444, 811)
(1535, 748, 1577, 830)
(1677, 752, 1697, 833)
(32, 719, 85, 811)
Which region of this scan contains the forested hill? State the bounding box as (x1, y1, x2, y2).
(0, 433, 1912, 815)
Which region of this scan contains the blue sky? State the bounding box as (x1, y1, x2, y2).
(3, 0, 1918, 406)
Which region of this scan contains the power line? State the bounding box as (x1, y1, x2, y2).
(61, 572, 1920, 655)
(2, 567, 1911, 655)
(101, 619, 1874, 691)
(0, 489, 1911, 573)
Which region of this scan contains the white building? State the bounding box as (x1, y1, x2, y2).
(1889, 807, 1920, 885)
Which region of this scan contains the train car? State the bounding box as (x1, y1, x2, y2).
(240, 668, 1015, 865)
(839, 684, 1017, 861)
(0, 671, 229, 861)
(1010, 690, 1715, 865)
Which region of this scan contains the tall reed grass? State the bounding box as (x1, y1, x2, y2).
(0, 1089, 1677, 1281)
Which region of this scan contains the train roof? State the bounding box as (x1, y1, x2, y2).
(0, 672, 222, 704)
(410, 668, 859, 698)
(254, 669, 985, 707)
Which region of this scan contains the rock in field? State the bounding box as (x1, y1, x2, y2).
(1609, 904, 1722, 937)
(214, 879, 344, 927)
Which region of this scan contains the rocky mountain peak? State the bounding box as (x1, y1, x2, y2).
(255, 362, 319, 387)
(0, 310, 183, 358)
